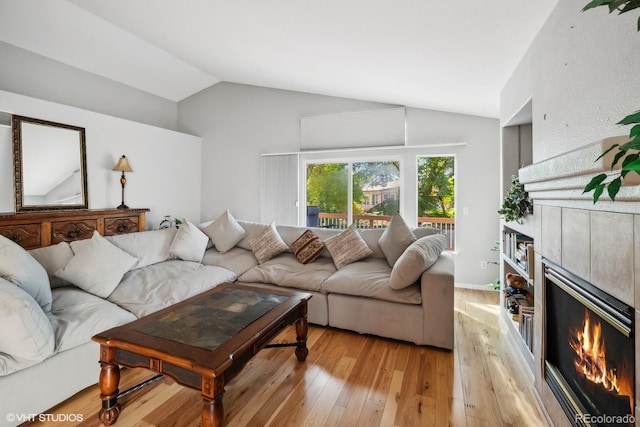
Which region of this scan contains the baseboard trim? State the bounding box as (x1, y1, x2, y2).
(455, 283, 498, 292)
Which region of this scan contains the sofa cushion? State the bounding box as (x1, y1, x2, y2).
(201, 247, 258, 276)
(56, 231, 139, 298)
(107, 260, 236, 318)
(29, 242, 74, 289)
(378, 215, 416, 267)
(0, 235, 52, 312)
(107, 228, 176, 268)
(238, 253, 336, 292)
(290, 229, 324, 264)
(0, 277, 55, 376)
(322, 258, 422, 304)
(412, 226, 442, 239)
(278, 224, 334, 248)
(203, 210, 247, 253)
(324, 226, 373, 269)
(236, 220, 270, 250)
(169, 218, 209, 262)
(249, 222, 288, 264)
(356, 228, 386, 259)
(47, 287, 137, 353)
(390, 234, 448, 290)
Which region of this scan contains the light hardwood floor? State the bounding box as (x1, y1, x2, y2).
(25, 289, 549, 427)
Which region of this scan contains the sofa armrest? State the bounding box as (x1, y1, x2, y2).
(420, 251, 455, 350)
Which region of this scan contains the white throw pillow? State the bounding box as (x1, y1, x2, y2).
(324, 225, 374, 269)
(249, 222, 288, 264)
(55, 231, 139, 298)
(378, 214, 416, 267)
(389, 234, 448, 290)
(203, 210, 247, 253)
(0, 277, 55, 375)
(0, 235, 52, 312)
(169, 218, 209, 262)
(29, 242, 75, 289)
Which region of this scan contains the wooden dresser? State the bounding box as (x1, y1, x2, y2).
(0, 208, 149, 249)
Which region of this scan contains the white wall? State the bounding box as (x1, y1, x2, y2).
(178, 83, 500, 285)
(0, 90, 202, 228)
(178, 83, 397, 222)
(501, 2, 640, 161)
(0, 41, 178, 130)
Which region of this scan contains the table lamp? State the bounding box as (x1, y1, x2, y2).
(113, 155, 133, 209)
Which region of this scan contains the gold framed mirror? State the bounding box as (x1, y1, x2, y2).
(12, 115, 88, 212)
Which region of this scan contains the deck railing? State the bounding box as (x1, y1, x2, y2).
(317, 213, 455, 249)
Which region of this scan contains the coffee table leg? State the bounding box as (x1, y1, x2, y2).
(295, 315, 309, 362)
(98, 361, 121, 425)
(202, 394, 224, 427)
(202, 377, 224, 427)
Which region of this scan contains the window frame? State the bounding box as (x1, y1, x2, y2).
(297, 147, 458, 237)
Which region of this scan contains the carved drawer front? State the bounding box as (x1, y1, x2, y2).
(51, 219, 97, 244)
(0, 224, 41, 249)
(104, 216, 139, 236)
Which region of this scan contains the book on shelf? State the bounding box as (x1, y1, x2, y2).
(518, 306, 534, 352)
(502, 230, 534, 278)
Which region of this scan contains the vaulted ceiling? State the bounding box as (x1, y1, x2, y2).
(0, 0, 559, 118)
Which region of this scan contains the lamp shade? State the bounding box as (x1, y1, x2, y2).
(113, 155, 133, 172)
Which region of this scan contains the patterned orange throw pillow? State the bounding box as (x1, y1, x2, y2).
(291, 230, 324, 264)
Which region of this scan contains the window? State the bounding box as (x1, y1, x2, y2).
(306, 160, 400, 228)
(417, 156, 455, 248)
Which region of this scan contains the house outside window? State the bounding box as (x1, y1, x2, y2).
(306, 160, 400, 229)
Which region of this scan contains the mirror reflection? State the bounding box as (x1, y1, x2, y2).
(13, 115, 88, 211)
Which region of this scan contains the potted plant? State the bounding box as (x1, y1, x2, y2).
(498, 176, 532, 223)
(159, 215, 182, 229)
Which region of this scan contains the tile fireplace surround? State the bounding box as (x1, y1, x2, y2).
(519, 136, 640, 426)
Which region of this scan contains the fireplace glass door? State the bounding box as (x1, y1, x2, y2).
(544, 261, 634, 426)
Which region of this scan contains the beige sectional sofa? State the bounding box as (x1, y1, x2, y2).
(0, 213, 453, 426)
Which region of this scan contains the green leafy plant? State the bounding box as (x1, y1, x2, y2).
(498, 176, 532, 223)
(159, 215, 182, 229)
(582, 1, 640, 202)
(583, 0, 640, 29)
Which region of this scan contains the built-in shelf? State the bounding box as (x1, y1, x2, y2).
(499, 100, 539, 409)
(501, 254, 532, 285)
(499, 309, 535, 380)
(500, 220, 535, 384)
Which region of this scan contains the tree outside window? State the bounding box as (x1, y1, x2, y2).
(306, 160, 400, 228)
(417, 156, 455, 218)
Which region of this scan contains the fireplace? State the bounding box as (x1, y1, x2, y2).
(544, 260, 635, 426)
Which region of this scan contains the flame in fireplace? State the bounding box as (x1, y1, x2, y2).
(569, 310, 620, 393)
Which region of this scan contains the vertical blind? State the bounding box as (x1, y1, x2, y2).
(300, 107, 405, 150)
(261, 153, 299, 226)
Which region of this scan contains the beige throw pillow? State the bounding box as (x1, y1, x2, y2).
(203, 210, 247, 253)
(291, 229, 324, 264)
(0, 278, 55, 374)
(324, 226, 373, 269)
(249, 222, 289, 264)
(29, 242, 75, 289)
(55, 231, 139, 298)
(378, 214, 416, 267)
(0, 235, 52, 312)
(389, 234, 448, 290)
(169, 218, 209, 262)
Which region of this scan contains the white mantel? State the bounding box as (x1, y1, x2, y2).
(520, 136, 640, 212)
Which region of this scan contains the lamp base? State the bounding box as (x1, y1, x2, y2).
(116, 204, 129, 210)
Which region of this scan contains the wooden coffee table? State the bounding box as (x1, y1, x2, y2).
(92, 282, 312, 427)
